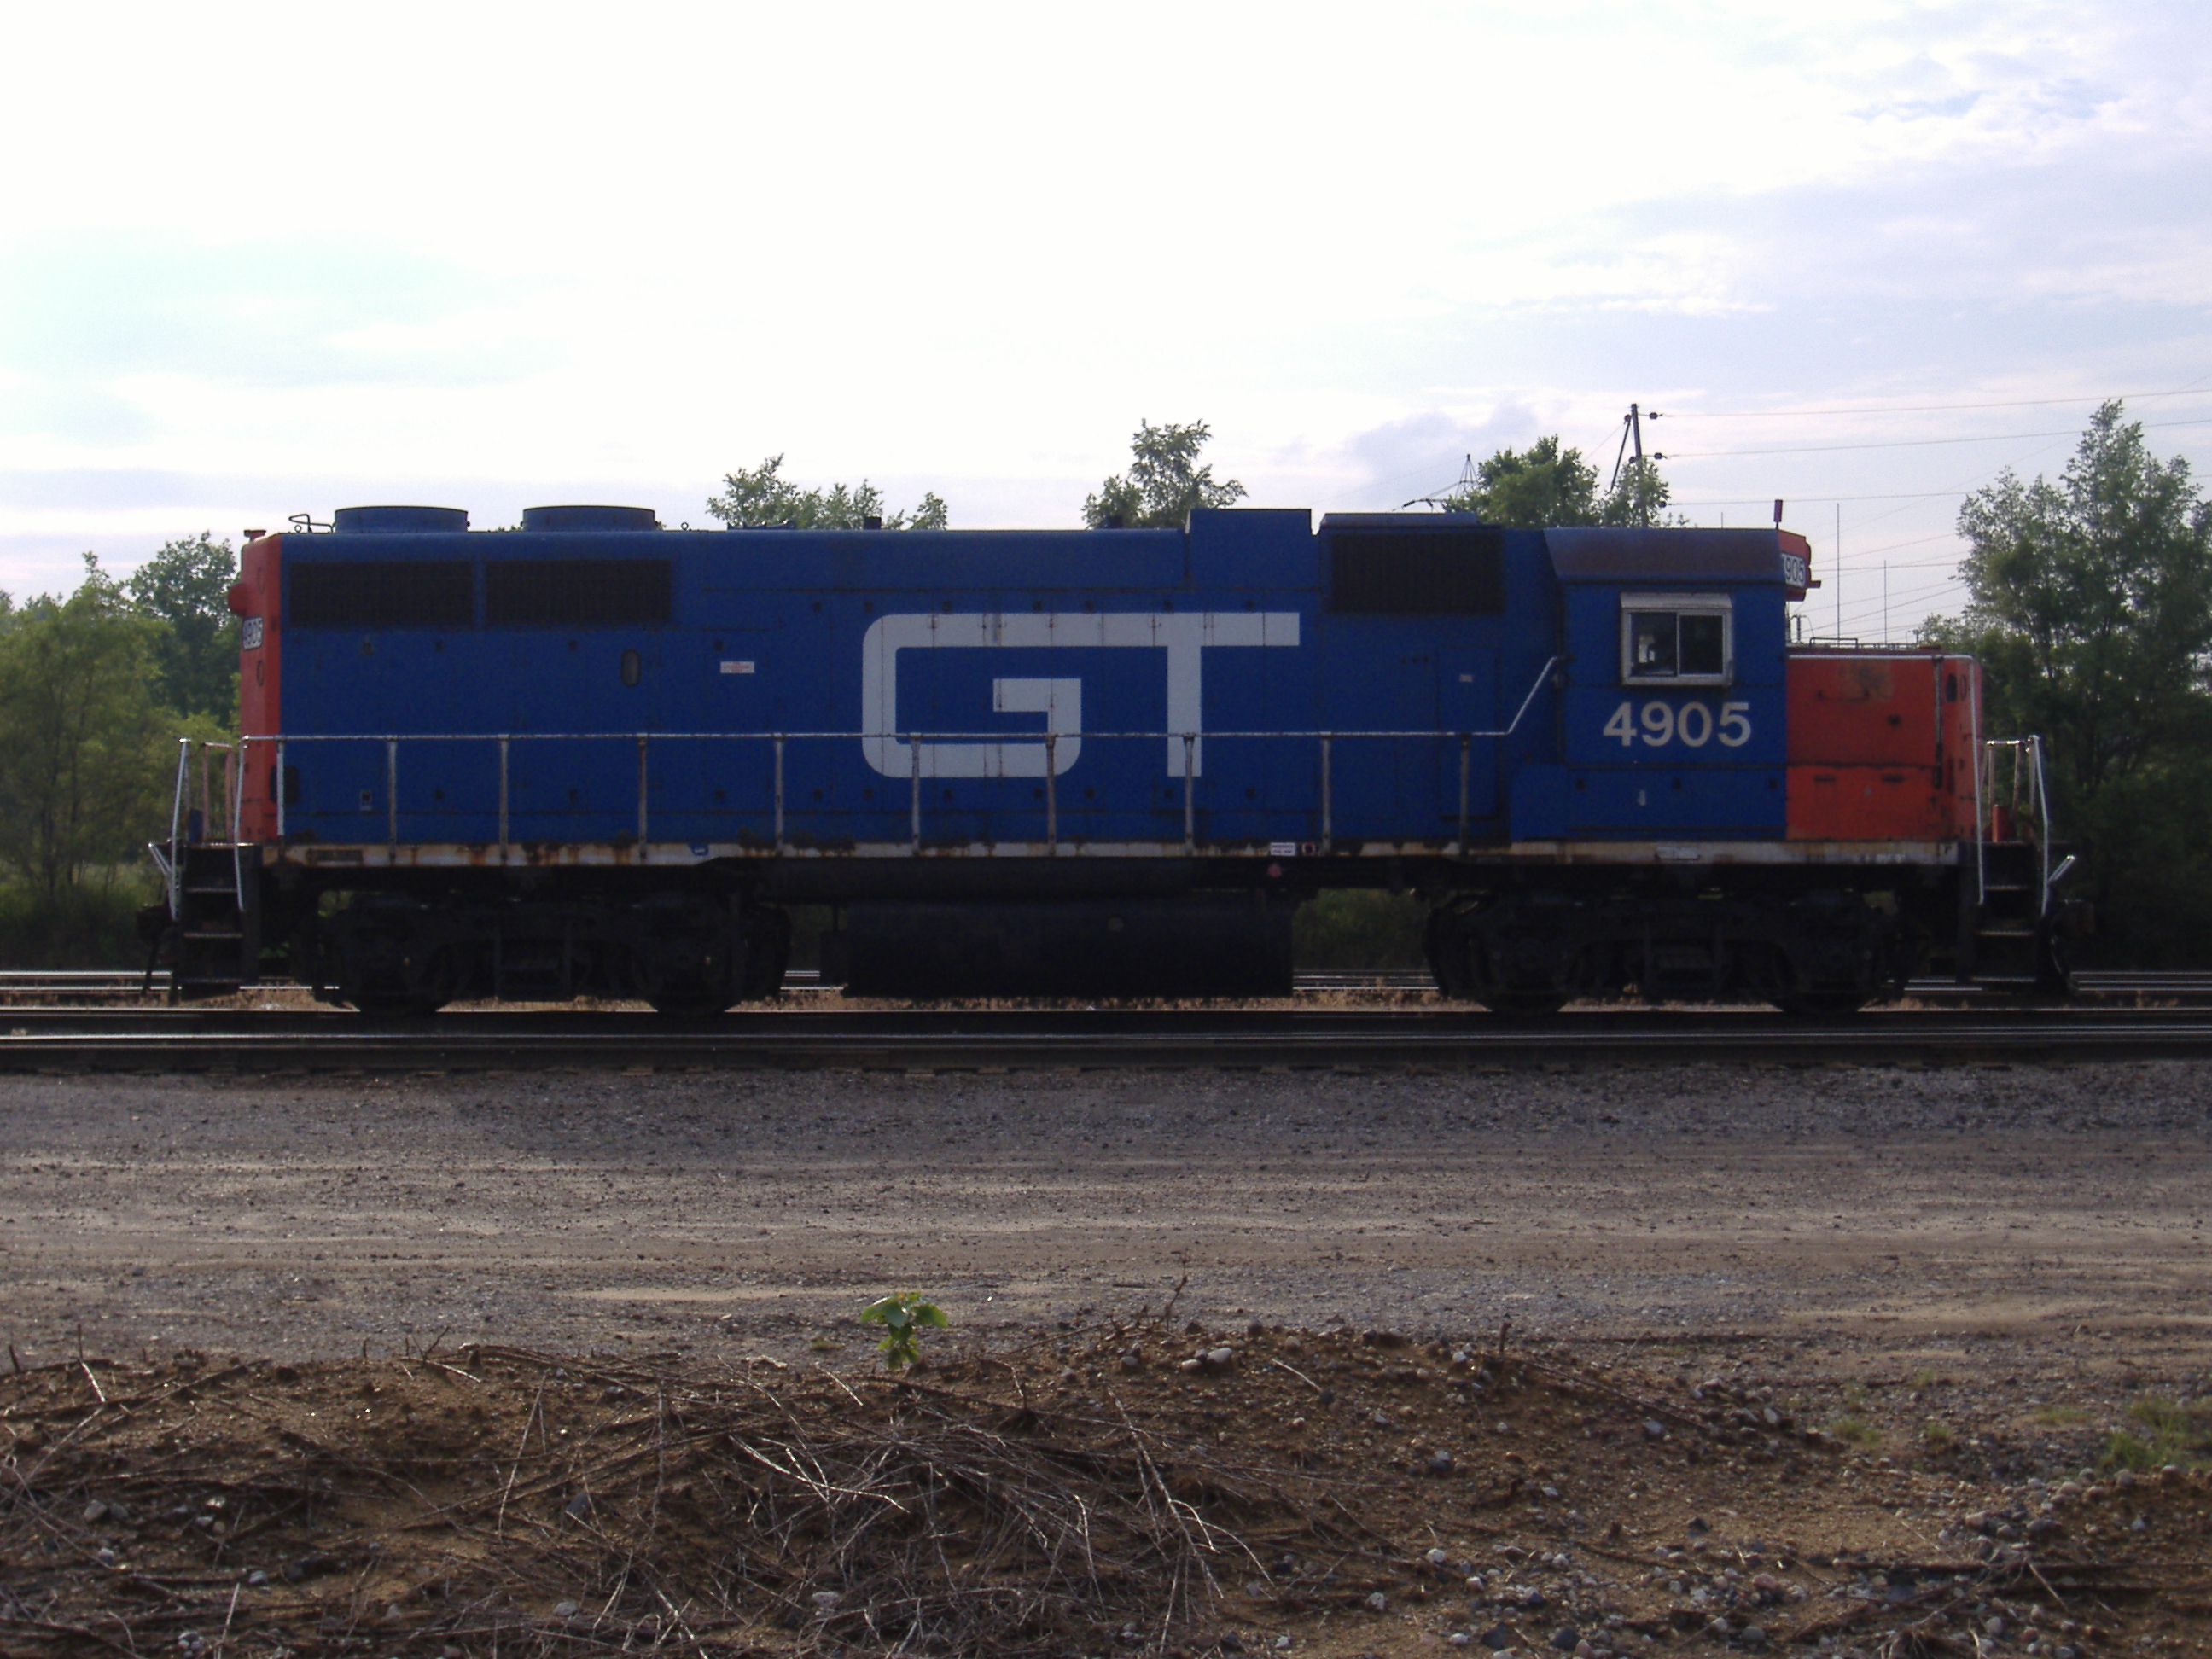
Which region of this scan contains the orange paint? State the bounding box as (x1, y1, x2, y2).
(234, 533, 283, 840)
(1785, 649, 1980, 841)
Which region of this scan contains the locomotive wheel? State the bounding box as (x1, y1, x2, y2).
(738, 907, 793, 1001)
(1423, 906, 1477, 1000)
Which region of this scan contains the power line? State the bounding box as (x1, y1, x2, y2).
(1664, 414, 2212, 462)
(1654, 382, 2212, 419)
(1679, 489, 1972, 504)
(1340, 387, 2212, 512)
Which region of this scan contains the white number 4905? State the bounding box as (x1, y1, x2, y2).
(1603, 699, 1752, 748)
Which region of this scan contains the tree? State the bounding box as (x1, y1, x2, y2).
(1439, 436, 1679, 528)
(1083, 419, 1246, 528)
(125, 532, 238, 722)
(1921, 400, 2212, 962)
(1596, 456, 1679, 527)
(707, 456, 947, 530)
(1441, 435, 1601, 526)
(0, 558, 172, 900)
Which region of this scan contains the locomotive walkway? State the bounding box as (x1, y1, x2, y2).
(4, 1000, 2212, 1071)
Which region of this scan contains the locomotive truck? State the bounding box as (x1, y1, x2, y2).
(146, 503, 2072, 1013)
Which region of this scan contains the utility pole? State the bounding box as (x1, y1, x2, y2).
(1609, 403, 1664, 528)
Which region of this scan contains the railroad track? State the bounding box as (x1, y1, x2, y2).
(6, 968, 2210, 1004)
(5, 1003, 2212, 1072)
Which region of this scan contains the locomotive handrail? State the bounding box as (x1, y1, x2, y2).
(234, 657, 1562, 856)
(156, 737, 246, 918)
(233, 659, 1565, 747)
(1979, 733, 2053, 914)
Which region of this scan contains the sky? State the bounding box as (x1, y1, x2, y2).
(3, 1, 2208, 643)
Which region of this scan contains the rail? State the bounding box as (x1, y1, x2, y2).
(10, 1004, 2212, 1073)
(216, 658, 1561, 858)
(9, 969, 2209, 1006)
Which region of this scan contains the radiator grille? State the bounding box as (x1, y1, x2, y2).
(287, 562, 474, 628)
(485, 560, 672, 626)
(1328, 530, 1505, 614)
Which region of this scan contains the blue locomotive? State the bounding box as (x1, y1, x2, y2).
(153, 502, 2064, 1011)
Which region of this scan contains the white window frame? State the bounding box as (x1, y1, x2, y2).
(1619, 591, 1734, 687)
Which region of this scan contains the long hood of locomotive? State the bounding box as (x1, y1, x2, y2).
(227, 509, 1966, 870)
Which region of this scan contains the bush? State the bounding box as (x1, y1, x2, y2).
(1293, 889, 1429, 970)
(0, 875, 160, 968)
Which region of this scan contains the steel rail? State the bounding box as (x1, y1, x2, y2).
(8, 969, 2210, 1004)
(4, 1005, 2212, 1072)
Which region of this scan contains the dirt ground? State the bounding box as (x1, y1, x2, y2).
(1, 1059, 2209, 1656)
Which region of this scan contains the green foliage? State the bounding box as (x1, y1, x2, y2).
(2100, 1395, 2212, 1470)
(1441, 438, 1679, 528)
(125, 533, 239, 722)
(1598, 457, 1679, 527)
(1294, 889, 1428, 970)
(0, 874, 160, 969)
(1083, 420, 1246, 529)
(1441, 436, 1600, 526)
(859, 1291, 949, 1371)
(1824, 1413, 1881, 1447)
(1921, 402, 2212, 963)
(0, 559, 173, 900)
(707, 455, 947, 531)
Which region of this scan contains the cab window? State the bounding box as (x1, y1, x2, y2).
(1621, 593, 1732, 685)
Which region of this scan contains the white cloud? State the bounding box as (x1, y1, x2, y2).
(0, 0, 2203, 632)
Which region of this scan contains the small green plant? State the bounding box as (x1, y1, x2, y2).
(1825, 1414, 1881, 1448)
(1922, 1419, 1955, 1452)
(859, 1292, 948, 1371)
(1906, 1365, 1942, 1391)
(2100, 1395, 2212, 1471)
(2033, 1402, 2093, 1427)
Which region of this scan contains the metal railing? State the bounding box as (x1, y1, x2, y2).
(1980, 735, 2054, 909)
(154, 738, 245, 917)
(223, 658, 1560, 859)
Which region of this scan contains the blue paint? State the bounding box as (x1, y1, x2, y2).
(271, 512, 1802, 849)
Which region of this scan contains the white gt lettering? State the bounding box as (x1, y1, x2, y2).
(861, 611, 1301, 779)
